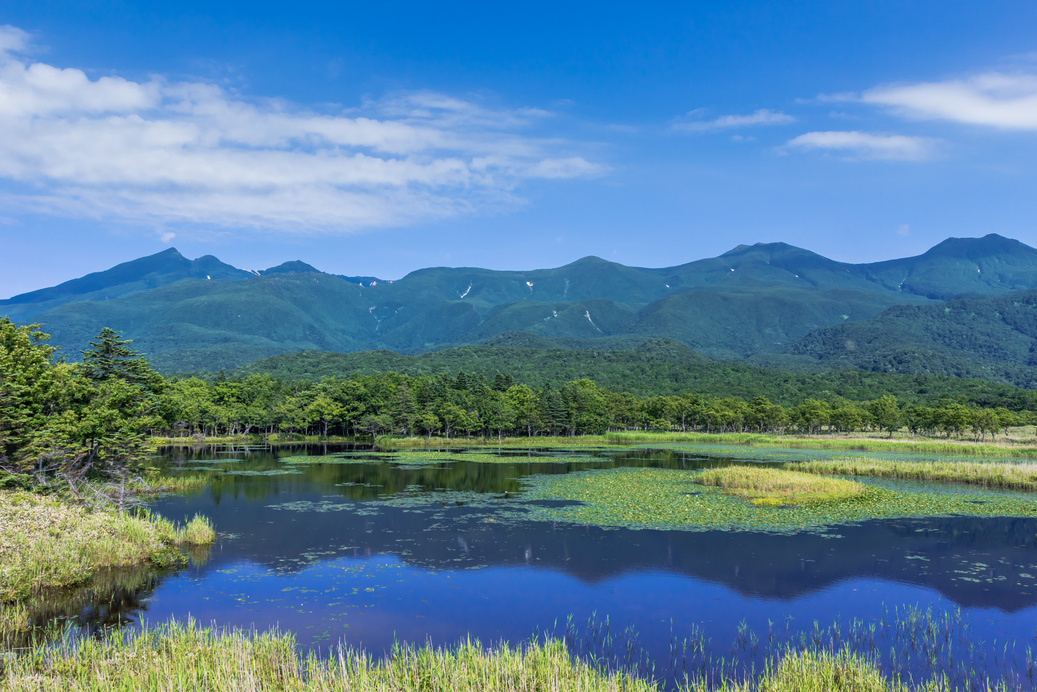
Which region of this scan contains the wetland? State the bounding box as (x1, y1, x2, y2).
(6, 441, 1037, 690)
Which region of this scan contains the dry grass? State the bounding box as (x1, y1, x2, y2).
(695, 466, 865, 507)
(788, 457, 1037, 491)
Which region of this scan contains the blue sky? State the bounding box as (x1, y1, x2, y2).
(3, 1, 1037, 297)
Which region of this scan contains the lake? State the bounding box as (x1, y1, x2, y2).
(38, 444, 1037, 689)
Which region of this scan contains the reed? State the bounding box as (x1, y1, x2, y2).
(610, 431, 1037, 457)
(178, 514, 216, 545)
(132, 473, 211, 495)
(2, 620, 1001, 691)
(695, 466, 865, 507)
(1, 620, 658, 691)
(686, 648, 950, 691)
(788, 457, 1037, 491)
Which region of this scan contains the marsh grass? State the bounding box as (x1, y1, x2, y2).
(560, 605, 1022, 692)
(2, 616, 1015, 691)
(1, 620, 658, 691)
(688, 648, 948, 692)
(279, 450, 605, 466)
(789, 457, 1037, 491)
(607, 431, 1037, 458)
(695, 467, 864, 507)
(131, 473, 211, 495)
(0, 490, 213, 605)
(179, 514, 216, 545)
(376, 435, 617, 450)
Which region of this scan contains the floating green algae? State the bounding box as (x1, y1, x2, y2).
(517, 467, 1037, 535)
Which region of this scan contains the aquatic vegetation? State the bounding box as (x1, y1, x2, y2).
(279, 450, 606, 465)
(220, 468, 304, 476)
(695, 466, 864, 507)
(613, 431, 1037, 459)
(789, 456, 1037, 491)
(0, 489, 211, 603)
(133, 473, 211, 495)
(377, 435, 619, 451)
(685, 648, 943, 692)
(518, 467, 1037, 534)
(1, 620, 659, 691)
(178, 514, 216, 545)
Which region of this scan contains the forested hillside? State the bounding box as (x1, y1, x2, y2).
(782, 290, 1037, 388)
(232, 337, 1037, 409)
(5, 234, 1037, 378)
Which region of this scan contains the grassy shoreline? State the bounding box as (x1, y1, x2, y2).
(0, 620, 956, 692)
(789, 456, 1037, 491)
(151, 430, 1037, 458)
(0, 489, 215, 642)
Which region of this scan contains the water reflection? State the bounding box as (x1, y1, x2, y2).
(20, 443, 1037, 688)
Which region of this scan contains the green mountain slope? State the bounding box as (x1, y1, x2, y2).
(782, 290, 1037, 388)
(10, 234, 1037, 377)
(854, 234, 1037, 300)
(0, 248, 251, 322)
(632, 284, 923, 358)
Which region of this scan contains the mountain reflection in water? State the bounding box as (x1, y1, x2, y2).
(28, 443, 1037, 688)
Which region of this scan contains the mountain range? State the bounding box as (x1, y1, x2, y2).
(5, 234, 1037, 387)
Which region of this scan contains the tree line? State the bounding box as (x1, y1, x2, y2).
(161, 372, 1025, 442)
(5, 320, 1032, 480)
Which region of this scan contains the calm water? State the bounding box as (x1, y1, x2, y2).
(39, 444, 1037, 688)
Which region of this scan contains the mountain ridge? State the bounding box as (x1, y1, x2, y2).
(6, 233, 1037, 379)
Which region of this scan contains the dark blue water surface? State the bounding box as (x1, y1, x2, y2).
(51, 445, 1037, 688)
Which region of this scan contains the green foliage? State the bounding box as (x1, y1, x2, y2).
(0, 323, 163, 492)
(234, 339, 1037, 408)
(785, 289, 1037, 388)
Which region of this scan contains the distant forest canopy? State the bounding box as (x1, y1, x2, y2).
(226, 337, 1037, 407)
(3, 322, 1034, 465)
(7, 234, 1037, 387)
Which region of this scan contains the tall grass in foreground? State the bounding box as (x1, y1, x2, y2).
(788, 457, 1037, 491)
(695, 466, 865, 506)
(0, 620, 978, 692)
(694, 649, 949, 692)
(2, 621, 658, 691)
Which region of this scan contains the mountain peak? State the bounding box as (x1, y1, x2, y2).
(262, 260, 323, 275)
(923, 233, 1033, 258)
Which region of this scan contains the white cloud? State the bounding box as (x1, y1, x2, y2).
(784, 131, 938, 161)
(0, 30, 603, 232)
(897, 224, 910, 236)
(0, 25, 29, 54)
(862, 72, 1037, 130)
(673, 108, 795, 132)
(159, 231, 176, 243)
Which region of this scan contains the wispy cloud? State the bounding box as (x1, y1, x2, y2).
(784, 131, 938, 161)
(861, 71, 1037, 130)
(0, 26, 603, 232)
(672, 108, 795, 132)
